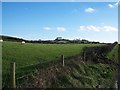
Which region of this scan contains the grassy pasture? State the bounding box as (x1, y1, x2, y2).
(2, 41, 105, 87)
(2, 41, 104, 75)
(107, 44, 119, 64)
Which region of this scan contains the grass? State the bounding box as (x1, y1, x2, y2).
(54, 44, 118, 88)
(55, 62, 116, 88)
(2, 41, 104, 86)
(107, 44, 119, 64)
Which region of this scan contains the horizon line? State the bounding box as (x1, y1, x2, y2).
(0, 34, 118, 43)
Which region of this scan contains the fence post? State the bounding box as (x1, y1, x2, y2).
(10, 62, 16, 88)
(84, 52, 86, 61)
(61, 55, 64, 66)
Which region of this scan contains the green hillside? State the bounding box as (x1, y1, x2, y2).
(2, 41, 104, 87)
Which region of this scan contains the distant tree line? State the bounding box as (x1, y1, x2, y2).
(1, 35, 24, 42)
(1, 35, 109, 44)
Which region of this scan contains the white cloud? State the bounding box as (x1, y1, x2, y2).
(56, 27, 66, 31)
(43, 27, 52, 30)
(79, 25, 117, 32)
(103, 26, 117, 32)
(43, 27, 66, 31)
(85, 8, 95, 13)
(115, 2, 119, 6)
(108, 4, 114, 8)
(108, 2, 118, 8)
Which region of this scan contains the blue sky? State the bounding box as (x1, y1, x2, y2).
(2, 2, 118, 43)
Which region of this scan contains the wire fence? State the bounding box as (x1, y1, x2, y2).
(2, 54, 66, 88)
(2, 43, 117, 88)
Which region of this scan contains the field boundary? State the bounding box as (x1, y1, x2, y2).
(3, 43, 118, 88)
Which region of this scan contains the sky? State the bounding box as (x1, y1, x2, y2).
(2, 2, 118, 43)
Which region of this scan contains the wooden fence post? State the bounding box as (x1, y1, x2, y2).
(10, 62, 16, 88)
(61, 55, 64, 66)
(84, 52, 86, 61)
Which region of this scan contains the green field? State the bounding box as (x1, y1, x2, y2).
(2, 41, 119, 88)
(2, 41, 104, 76)
(107, 44, 119, 64)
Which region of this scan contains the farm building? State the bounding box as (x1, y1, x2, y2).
(55, 37, 62, 41)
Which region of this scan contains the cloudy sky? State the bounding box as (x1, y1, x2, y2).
(2, 2, 118, 43)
